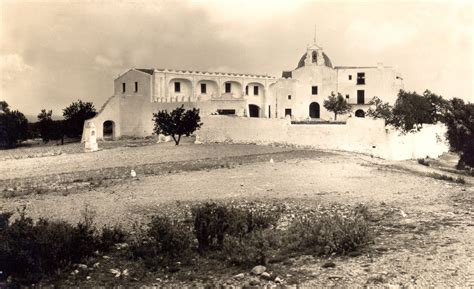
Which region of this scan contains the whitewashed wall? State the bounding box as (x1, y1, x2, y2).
(196, 116, 449, 161)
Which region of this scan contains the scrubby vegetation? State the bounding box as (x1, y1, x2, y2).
(429, 173, 466, 184)
(0, 208, 127, 285)
(0, 202, 374, 285)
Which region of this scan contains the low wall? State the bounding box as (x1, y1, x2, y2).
(196, 116, 449, 160)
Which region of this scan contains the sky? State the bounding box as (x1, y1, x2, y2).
(0, 0, 472, 117)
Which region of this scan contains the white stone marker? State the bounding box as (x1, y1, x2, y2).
(84, 122, 99, 152)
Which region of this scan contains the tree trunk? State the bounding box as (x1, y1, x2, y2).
(334, 112, 337, 120)
(176, 134, 182, 145)
(171, 135, 179, 145)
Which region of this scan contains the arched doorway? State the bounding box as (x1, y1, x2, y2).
(103, 120, 115, 140)
(248, 104, 260, 118)
(309, 102, 320, 118)
(355, 109, 365, 118)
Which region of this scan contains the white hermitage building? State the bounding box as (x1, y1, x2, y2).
(84, 41, 404, 140)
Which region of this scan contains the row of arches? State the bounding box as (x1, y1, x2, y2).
(168, 79, 265, 98)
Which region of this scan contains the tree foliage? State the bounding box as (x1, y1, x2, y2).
(366, 97, 393, 122)
(63, 100, 96, 138)
(389, 90, 434, 132)
(423, 90, 450, 124)
(323, 92, 352, 120)
(0, 101, 29, 148)
(37, 109, 65, 144)
(443, 98, 474, 167)
(152, 105, 202, 145)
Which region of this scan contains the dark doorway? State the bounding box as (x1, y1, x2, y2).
(309, 102, 320, 118)
(103, 120, 115, 140)
(249, 104, 260, 118)
(355, 109, 365, 118)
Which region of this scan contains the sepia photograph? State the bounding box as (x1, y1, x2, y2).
(0, 0, 473, 287)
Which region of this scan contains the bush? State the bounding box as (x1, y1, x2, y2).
(222, 229, 282, 266)
(0, 210, 99, 284)
(98, 225, 128, 252)
(192, 202, 280, 253)
(417, 158, 430, 166)
(130, 216, 193, 269)
(429, 173, 465, 184)
(285, 206, 372, 256)
(0, 102, 29, 148)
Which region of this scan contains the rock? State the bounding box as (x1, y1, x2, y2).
(260, 272, 272, 280)
(248, 277, 260, 286)
(322, 261, 336, 268)
(233, 273, 245, 279)
(251, 265, 266, 275)
(274, 276, 283, 284)
(77, 264, 88, 270)
(86, 276, 91, 280)
(270, 158, 274, 164)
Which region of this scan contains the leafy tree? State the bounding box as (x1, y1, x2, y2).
(37, 109, 65, 144)
(423, 90, 450, 123)
(443, 98, 474, 167)
(152, 105, 202, 145)
(366, 96, 393, 122)
(323, 92, 351, 120)
(390, 90, 433, 132)
(0, 101, 29, 148)
(0, 101, 9, 113)
(63, 100, 96, 138)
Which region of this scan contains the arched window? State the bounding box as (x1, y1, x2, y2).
(309, 102, 320, 118)
(355, 109, 365, 118)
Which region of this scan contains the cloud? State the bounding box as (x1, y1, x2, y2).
(93, 54, 123, 70)
(345, 19, 417, 52)
(0, 54, 33, 82)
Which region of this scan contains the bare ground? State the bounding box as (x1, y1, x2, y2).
(0, 139, 473, 287)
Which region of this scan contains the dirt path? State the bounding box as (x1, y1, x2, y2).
(1, 146, 472, 287)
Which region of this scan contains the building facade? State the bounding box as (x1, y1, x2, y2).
(84, 42, 403, 140)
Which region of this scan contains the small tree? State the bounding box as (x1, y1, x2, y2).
(323, 92, 351, 120)
(444, 98, 474, 168)
(0, 101, 29, 148)
(63, 100, 96, 138)
(37, 109, 65, 144)
(366, 96, 393, 123)
(152, 105, 202, 145)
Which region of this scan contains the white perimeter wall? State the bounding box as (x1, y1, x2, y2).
(196, 116, 449, 161)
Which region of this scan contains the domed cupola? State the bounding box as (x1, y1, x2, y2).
(296, 43, 333, 69)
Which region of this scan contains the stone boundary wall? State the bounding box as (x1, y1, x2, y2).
(196, 116, 449, 161)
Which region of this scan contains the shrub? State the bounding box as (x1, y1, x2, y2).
(429, 173, 466, 184)
(130, 216, 193, 269)
(0, 102, 29, 148)
(285, 206, 372, 256)
(0, 210, 100, 284)
(192, 202, 280, 253)
(417, 158, 430, 166)
(98, 225, 128, 252)
(222, 229, 282, 266)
